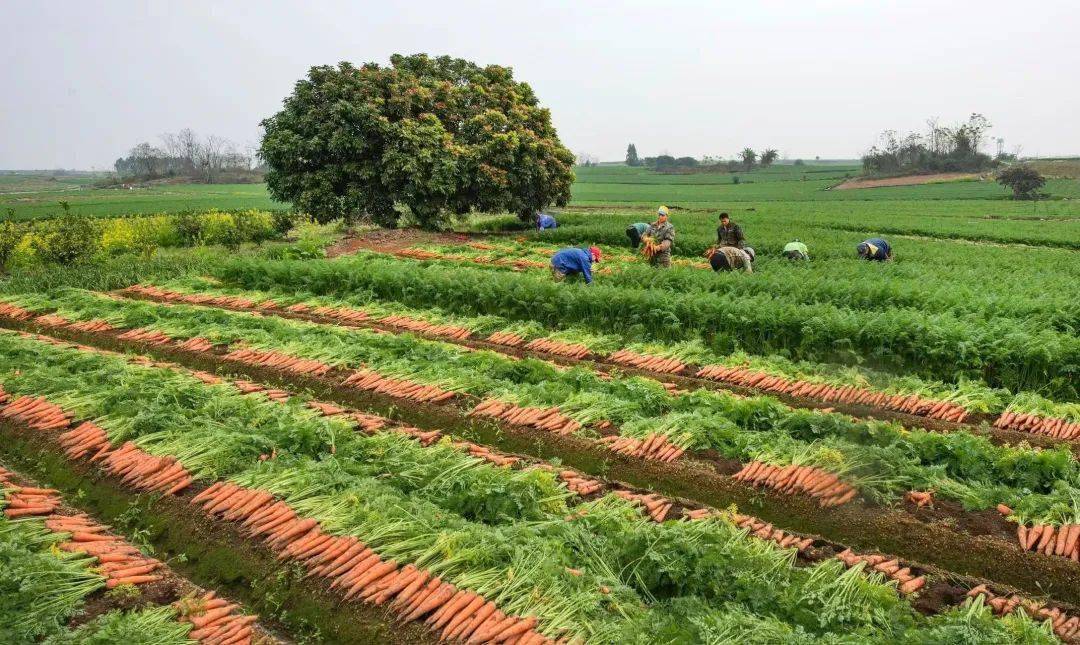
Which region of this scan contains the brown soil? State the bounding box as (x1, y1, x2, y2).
(833, 172, 983, 190)
(9, 316, 1080, 608)
(326, 228, 475, 258)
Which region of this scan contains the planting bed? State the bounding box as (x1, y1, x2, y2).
(2, 328, 1080, 643)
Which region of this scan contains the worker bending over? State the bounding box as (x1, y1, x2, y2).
(857, 238, 892, 261)
(625, 222, 649, 248)
(783, 239, 809, 260)
(709, 246, 754, 273)
(536, 212, 557, 230)
(550, 246, 601, 284)
(642, 206, 676, 268)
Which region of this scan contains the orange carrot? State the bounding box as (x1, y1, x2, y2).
(106, 574, 161, 588)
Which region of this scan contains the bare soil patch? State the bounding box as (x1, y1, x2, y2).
(325, 228, 473, 258)
(833, 172, 983, 190)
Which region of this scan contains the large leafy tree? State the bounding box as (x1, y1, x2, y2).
(259, 54, 575, 228)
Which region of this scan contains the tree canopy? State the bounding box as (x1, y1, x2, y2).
(997, 165, 1046, 200)
(259, 54, 575, 228)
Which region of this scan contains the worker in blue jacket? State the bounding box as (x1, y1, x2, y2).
(537, 212, 558, 231)
(857, 238, 892, 261)
(550, 246, 601, 284)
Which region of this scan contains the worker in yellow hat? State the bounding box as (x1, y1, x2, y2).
(642, 205, 676, 268)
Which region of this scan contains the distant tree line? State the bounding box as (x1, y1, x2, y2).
(624, 143, 780, 172)
(113, 129, 262, 184)
(861, 113, 1011, 175)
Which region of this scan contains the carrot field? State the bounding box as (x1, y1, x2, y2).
(2, 166, 1080, 643)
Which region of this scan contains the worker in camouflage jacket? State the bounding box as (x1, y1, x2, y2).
(644, 206, 676, 268)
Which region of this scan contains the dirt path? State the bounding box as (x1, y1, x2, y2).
(832, 172, 983, 190)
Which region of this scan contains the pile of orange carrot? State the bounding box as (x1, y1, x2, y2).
(0, 394, 74, 431)
(98, 441, 194, 496)
(523, 338, 591, 359)
(695, 364, 970, 422)
(608, 349, 687, 375)
(468, 399, 583, 436)
(0, 301, 35, 321)
(117, 327, 174, 346)
(485, 331, 527, 347)
(457, 441, 521, 467)
(176, 591, 259, 644)
(341, 369, 457, 403)
(732, 461, 858, 508)
(68, 319, 115, 333)
(836, 549, 925, 595)
(394, 248, 443, 261)
(178, 337, 214, 352)
(1015, 522, 1080, 561)
(34, 313, 71, 328)
(191, 481, 551, 644)
(557, 470, 603, 496)
(596, 433, 685, 462)
(967, 584, 1080, 640)
(378, 314, 474, 340)
(994, 411, 1080, 440)
(905, 491, 934, 508)
(726, 512, 815, 553)
(613, 490, 673, 522)
(223, 347, 333, 377)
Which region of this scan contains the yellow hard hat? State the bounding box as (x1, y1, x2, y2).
(657, 205, 669, 216)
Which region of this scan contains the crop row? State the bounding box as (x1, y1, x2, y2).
(399, 238, 1080, 334)
(0, 464, 261, 644)
(213, 253, 1080, 400)
(3, 291, 1080, 538)
(114, 275, 1078, 434)
(1, 329, 1076, 643)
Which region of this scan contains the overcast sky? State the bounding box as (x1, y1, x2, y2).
(2, 0, 1078, 170)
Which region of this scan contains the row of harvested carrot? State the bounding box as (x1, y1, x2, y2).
(835, 549, 926, 595)
(994, 411, 1080, 440)
(523, 337, 591, 359)
(967, 585, 1080, 641)
(176, 592, 261, 644)
(16, 293, 1080, 446)
(596, 433, 685, 462)
(608, 349, 687, 375)
(1016, 521, 1080, 562)
(733, 460, 858, 508)
(223, 347, 333, 377)
(695, 364, 971, 423)
(341, 369, 458, 403)
(468, 399, 583, 436)
(117, 326, 174, 346)
(192, 481, 553, 644)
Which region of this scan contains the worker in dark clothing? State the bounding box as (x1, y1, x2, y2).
(857, 238, 892, 261)
(536, 212, 557, 230)
(709, 246, 753, 273)
(625, 222, 649, 248)
(716, 213, 745, 248)
(550, 246, 601, 284)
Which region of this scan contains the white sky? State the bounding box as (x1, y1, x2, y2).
(2, 0, 1078, 169)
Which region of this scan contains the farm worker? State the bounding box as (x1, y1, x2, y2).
(857, 237, 892, 261)
(709, 246, 753, 273)
(625, 222, 649, 248)
(643, 206, 676, 268)
(536, 212, 558, 230)
(550, 246, 601, 284)
(782, 239, 809, 260)
(716, 212, 746, 248)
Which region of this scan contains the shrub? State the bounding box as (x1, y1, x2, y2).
(997, 165, 1046, 200)
(30, 211, 100, 265)
(173, 212, 204, 245)
(0, 221, 20, 269)
(272, 210, 300, 236)
(231, 209, 276, 243)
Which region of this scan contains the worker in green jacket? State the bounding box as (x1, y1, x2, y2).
(625, 222, 649, 248)
(782, 239, 809, 260)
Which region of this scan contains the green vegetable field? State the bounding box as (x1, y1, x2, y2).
(2, 164, 1080, 643)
